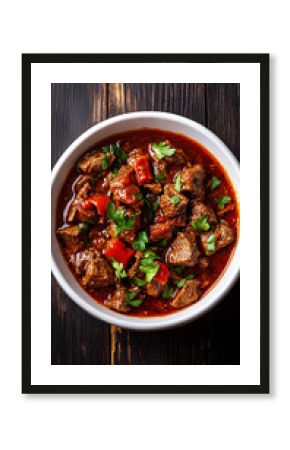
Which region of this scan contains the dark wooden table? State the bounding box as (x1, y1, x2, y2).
(51, 83, 240, 365)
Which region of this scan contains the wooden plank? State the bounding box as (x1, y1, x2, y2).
(206, 83, 240, 160)
(205, 83, 240, 364)
(51, 83, 112, 365)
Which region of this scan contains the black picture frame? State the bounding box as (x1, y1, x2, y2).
(22, 53, 269, 394)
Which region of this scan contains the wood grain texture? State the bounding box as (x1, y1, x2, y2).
(51, 83, 240, 365)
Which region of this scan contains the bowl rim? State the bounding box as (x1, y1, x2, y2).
(51, 111, 240, 331)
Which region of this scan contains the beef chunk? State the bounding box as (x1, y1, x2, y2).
(216, 203, 235, 217)
(113, 184, 141, 206)
(110, 165, 134, 191)
(81, 254, 114, 288)
(146, 278, 165, 297)
(150, 223, 172, 242)
(75, 175, 94, 192)
(150, 140, 187, 169)
(179, 165, 205, 198)
(67, 182, 97, 223)
(127, 148, 145, 167)
(171, 280, 200, 308)
(89, 228, 110, 253)
(166, 147, 187, 165)
(78, 151, 115, 175)
(104, 287, 131, 313)
(57, 225, 84, 253)
(200, 222, 235, 255)
(127, 251, 143, 278)
(167, 215, 187, 228)
(107, 222, 137, 245)
(107, 208, 140, 244)
(160, 184, 188, 219)
(143, 183, 163, 194)
(197, 257, 209, 269)
(69, 249, 97, 275)
(167, 231, 200, 267)
(191, 200, 217, 226)
(153, 159, 168, 181)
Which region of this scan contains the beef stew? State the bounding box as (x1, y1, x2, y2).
(56, 128, 239, 317)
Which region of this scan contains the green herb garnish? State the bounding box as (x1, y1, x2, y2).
(151, 142, 176, 159)
(133, 277, 147, 287)
(217, 196, 231, 209)
(107, 201, 136, 236)
(111, 259, 127, 279)
(101, 155, 109, 170)
(125, 292, 143, 307)
(103, 144, 128, 164)
(153, 198, 159, 211)
(169, 195, 180, 205)
(171, 265, 184, 275)
(143, 249, 161, 261)
(174, 174, 182, 192)
(175, 274, 195, 288)
(191, 216, 210, 232)
(210, 176, 221, 191)
(133, 230, 149, 251)
(135, 193, 144, 201)
(111, 167, 119, 178)
(139, 250, 160, 282)
(163, 285, 174, 299)
(155, 173, 165, 181)
(78, 222, 91, 232)
(206, 233, 216, 255)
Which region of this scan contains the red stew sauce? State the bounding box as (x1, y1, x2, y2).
(56, 128, 239, 317)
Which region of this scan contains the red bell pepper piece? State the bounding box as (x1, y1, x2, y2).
(82, 195, 110, 216)
(154, 262, 170, 285)
(104, 239, 135, 267)
(135, 156, 153, 185)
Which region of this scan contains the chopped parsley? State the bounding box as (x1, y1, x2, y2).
(169, 195, 180, 205)
(111, 167, 119, 178)
(78, 222, 91, 232)
(151, 142, 176, 159)
(171, 265, 184, 275)
(103, 143, 128, 164)
(206, 233, 216, 255)
(101, 155, 109, 170)
(78, 218, 95, 232)
(217, 195, 231, 209)
(155, 173, 165, 181)
(133, 230, 149, 251)
(191, 216, 210, 232)
(162, 285, 174, 299)
(107, 201, 136, 235)
(111, 259, 127, 279)
(175, 274, 195, 288)
(174, 174, 182, 192)
(125, 292, 143, 307)
(143, 249, 161, 261)
(135, 193, 144, 201)
(139, 250, 160, 282)
(210, 176, 221, 191)
(153, 198, 159, 211)
(133, 277, 147, 287)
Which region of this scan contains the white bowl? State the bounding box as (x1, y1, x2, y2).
(51, 112, 240, 331)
